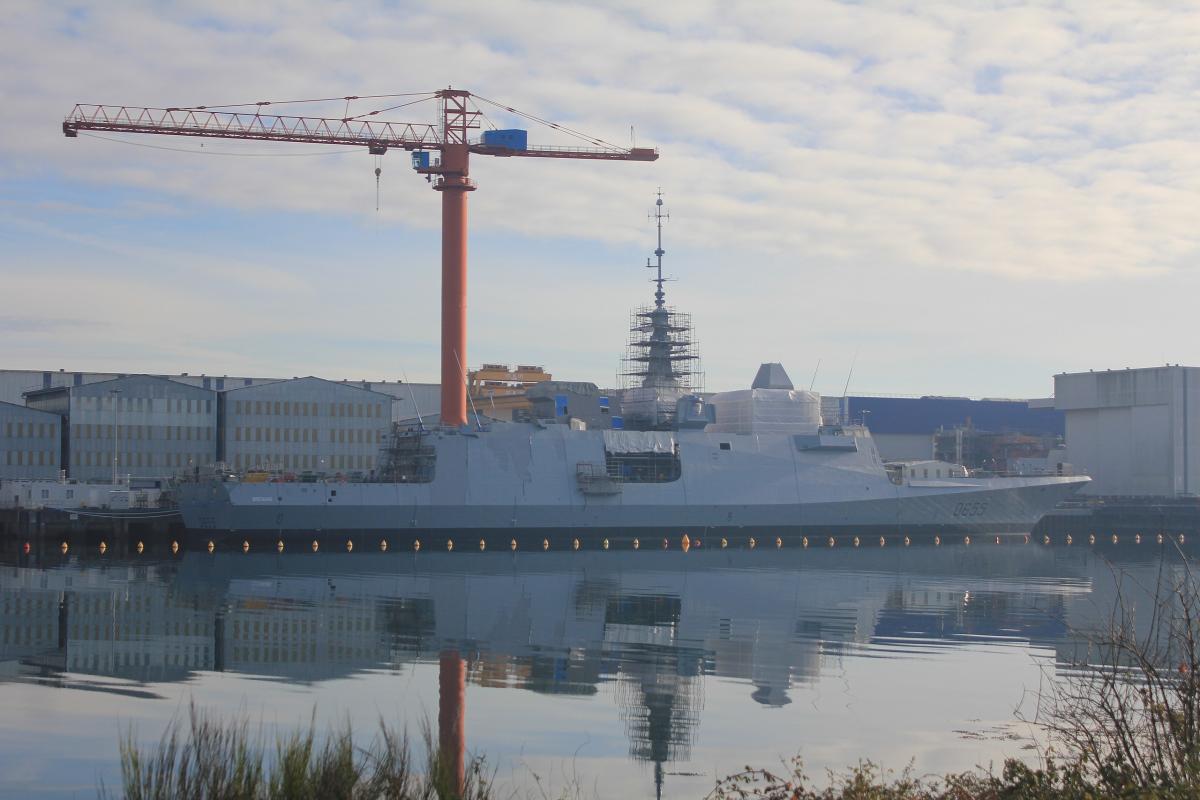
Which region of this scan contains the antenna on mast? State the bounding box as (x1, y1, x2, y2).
(401, 369, 424, 432)
(841, 348, 860, 426)
(647, 188, 670, 308)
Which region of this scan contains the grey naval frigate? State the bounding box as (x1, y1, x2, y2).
(178, 194, 1088, 538)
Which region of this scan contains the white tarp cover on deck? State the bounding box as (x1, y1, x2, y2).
(602, 430, 677, 453)
(705, 388, 821, 434)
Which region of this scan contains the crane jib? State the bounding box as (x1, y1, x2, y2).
(63, 105, 658, 160)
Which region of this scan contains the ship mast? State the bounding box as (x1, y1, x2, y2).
(619, 191, 703, 429)
(642, 190, 677, 389)
(650, 189, 668, 310)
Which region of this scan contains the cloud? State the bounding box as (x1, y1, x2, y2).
(1, 0, 1198, 393)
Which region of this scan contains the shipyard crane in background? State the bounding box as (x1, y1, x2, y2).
(62, 88, 659, 427)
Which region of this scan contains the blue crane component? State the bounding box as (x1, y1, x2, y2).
(481, 129, 528, 150)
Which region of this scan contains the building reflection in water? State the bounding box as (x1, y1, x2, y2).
(0, 541, 1185, 797)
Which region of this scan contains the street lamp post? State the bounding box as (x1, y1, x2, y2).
(109, 388, 122, 485)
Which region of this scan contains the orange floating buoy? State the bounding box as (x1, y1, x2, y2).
(681, 533, 691, 551)
(446, 539, 454, 551)
(138, 541, 146, 554)
(21, 542, 30, 555)
(721, 537, 728, 548)
(1158, 533, 1165, 544)
(802, 536, 809, 548)
(749, 537, 757, 549)
(1066, 535, 1073, 545)
(574, 538, 581, 551)
(413, 539, 421, 552)
(934, 536, 941, 546)
(60, 542, 69, 555)
(1135, 534, 1142, 544)
(277, 540, 284, 553)
(511, 538, 518, 551)
(1180, 534, 1187, 545)
(632, 538, 640, 550)
(775, 536, 783, 549)
(240, 540, 247, 553)
(312, 540, 320, 552)
(963, 536, 971, 545)
(904, 536, 911, 546)
(602, 538, 609, 550)
(346, 540, 354, 552)
(852, 536, 860, 548)
(995, 536, 1001, 545)
(99, 541, 108, 554)
(542, 538, 550, 551)
(879, 536, 886, 547)
(661, 538, 669, 550)
(1111, 534, 1119, 544)
(479, 538, 486, 551)
(171, 541, 180, 554)
(1023, 534, 1030, 544)
(380, 540, 388, 552)
(207, 540, 215, 553)
(1044, 535, 1051, 545)
(1088, 534, 1095, 545)
(828, 536, 835, 547)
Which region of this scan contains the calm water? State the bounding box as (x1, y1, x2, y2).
(0, 533, 1192, 799)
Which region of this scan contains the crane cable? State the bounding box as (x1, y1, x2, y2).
(177, 91, 438, 111)
(344, 94, 437, 122)
(471, 93, 626, 151)
(374, 154, 382, 212)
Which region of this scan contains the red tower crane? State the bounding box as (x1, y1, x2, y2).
(63, 88, 658, 427)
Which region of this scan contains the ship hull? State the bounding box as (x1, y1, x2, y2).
(179, 424, 1089, 537)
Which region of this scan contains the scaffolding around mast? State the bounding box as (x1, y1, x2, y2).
(619, 305, 704, 392)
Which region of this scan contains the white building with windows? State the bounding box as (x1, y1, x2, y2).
(220, 377, 393, 475)
(25, 375, 218, 482)
(0, 401, 62, 479)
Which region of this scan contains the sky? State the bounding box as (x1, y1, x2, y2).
(2, 0, 1199, 399)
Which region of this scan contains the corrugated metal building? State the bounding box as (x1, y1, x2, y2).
(0, 401, 62, 479)
(1055, 366, 1199, 497)
(221, 377, 393, 475)
(25, 375, 218, 482)
(359, 381, 440, 423)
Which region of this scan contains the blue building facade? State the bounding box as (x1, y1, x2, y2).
(844, 396, 1064, 437)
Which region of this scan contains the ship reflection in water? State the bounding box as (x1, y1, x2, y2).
(0, 535, 1191, 798)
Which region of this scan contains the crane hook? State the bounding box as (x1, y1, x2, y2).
(374, 157, 382, 212)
